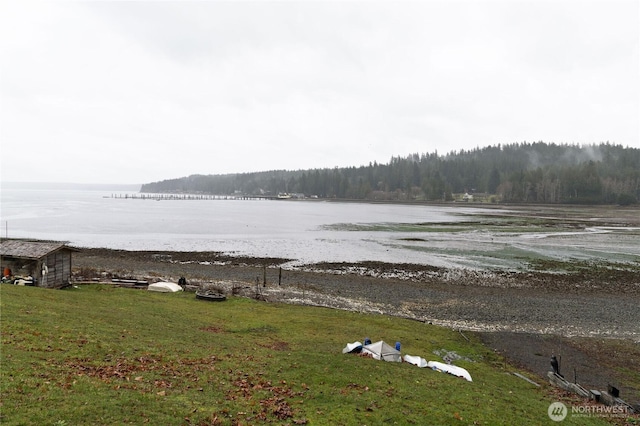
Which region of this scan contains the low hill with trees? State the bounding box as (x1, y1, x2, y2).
(141, 142, 639, 205)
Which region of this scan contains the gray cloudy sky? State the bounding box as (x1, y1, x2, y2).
(1, 1, 638, 185)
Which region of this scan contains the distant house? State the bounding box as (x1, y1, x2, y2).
(0, 239, 79, 288)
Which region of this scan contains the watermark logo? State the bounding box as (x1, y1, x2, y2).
(547, 401, 631, 421)
(548, 402, 568, 422)
(571, 404, 630, 419)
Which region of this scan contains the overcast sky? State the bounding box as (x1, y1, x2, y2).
(1, 1, 638, 185)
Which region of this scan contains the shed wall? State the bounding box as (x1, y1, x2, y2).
(41, 250, 72, 288)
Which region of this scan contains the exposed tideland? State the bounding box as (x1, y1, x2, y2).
(0, 284, 625, 425)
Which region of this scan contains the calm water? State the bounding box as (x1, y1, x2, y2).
(0, 186, 480, 265)
(2, 186, 638, 269)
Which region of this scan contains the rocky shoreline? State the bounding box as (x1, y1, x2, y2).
(72, 247, 640, 406)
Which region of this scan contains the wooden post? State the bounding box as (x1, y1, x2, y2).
(263, 265, 266, 287)
(278, 267, 282, 286)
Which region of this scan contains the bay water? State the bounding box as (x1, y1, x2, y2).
(2, 184, 637, 269)
(0, 185, 482, 266)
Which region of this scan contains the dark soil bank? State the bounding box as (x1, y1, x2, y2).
(72, 248, 640, 406)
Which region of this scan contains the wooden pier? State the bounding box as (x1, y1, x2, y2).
(108, 193, 278, 201)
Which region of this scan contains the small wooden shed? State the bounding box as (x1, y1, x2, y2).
(0, 239, 79, 288)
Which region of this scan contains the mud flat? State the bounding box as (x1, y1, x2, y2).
(72, 247, 640, 406)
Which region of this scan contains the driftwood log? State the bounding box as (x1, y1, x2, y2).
(547, 371, 590, 397)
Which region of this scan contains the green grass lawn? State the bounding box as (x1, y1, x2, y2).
(1, 284, 619, 425)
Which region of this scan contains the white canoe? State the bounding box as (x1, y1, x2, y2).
(403, 354, 428, 368)
(427, 361, 473, 382)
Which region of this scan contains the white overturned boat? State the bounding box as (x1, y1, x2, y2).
(427, 360, 473, 382)
(148, 282, 184, 293)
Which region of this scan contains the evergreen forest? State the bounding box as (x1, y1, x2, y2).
(140, 142, 640, 205)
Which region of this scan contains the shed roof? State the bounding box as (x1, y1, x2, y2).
(0, 239, 78, 260)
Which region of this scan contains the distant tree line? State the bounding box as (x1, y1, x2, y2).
(140, 142, 640, 205)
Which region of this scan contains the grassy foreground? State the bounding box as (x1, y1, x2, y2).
(0, 284, 615, 425)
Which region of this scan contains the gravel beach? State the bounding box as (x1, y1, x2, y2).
(72, 248, 640, 406)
